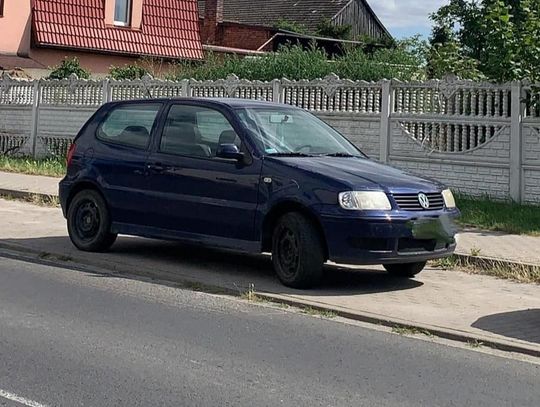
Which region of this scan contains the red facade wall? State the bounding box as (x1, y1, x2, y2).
(200, 20, 274, 51)
(219, 22, 273, 51)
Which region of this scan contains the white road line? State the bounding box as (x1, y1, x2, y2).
(0, 389, 49, 407)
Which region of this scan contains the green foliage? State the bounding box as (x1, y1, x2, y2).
(316, 19, 352, 39)
(47, 57, 90, 80)
(171, 44, 425, 82)
(0, 156, 66, 177)
(109, 64, 150, 80)
(274, 18, 309, 34)
(430, 0, 540, 82)
(456, 194, 540, 236)
(428, 41, 485, 80)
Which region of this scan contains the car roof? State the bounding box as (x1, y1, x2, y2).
(109, 97, 298, 110)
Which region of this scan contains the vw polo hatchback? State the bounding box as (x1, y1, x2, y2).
(60, 98, 459, 288)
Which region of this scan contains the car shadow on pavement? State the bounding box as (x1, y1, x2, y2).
(472, 309, 540, 344)
(5, 235, 423, 296)
(109, 238, 424, 295)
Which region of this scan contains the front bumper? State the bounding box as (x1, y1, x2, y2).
(319, 208, 459, 265)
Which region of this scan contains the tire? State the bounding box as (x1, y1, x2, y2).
(67, 189, 117, 252)
(271, 212, 325, 289)
(384, 261, 426, 278)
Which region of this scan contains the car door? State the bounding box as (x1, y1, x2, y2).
(145, 102, 261, 245)
(92, 102, 163, 226)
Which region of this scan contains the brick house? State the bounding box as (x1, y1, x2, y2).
(198, 0, 390, 52)
(0, 0, 203, 77)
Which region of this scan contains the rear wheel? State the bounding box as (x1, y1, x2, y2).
(271, 212, 325, 289)
(384, 262, 426, 278)
(67, 189, 117, 252)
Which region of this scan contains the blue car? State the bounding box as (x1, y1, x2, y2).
(60, 98, 459, 288)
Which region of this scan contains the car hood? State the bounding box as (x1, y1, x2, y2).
(267, 156, 444, 193)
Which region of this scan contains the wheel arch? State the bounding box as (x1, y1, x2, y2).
(66, 181, 108, 214)
(261, 200, 329, 260)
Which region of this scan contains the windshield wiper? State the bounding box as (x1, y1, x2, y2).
(267, 152, 313, 157)
(324, 153, 357, 157)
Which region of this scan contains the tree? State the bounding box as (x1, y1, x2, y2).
(429, 0, 540, 82)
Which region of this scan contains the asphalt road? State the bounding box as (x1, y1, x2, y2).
(0, 256, 538, 407)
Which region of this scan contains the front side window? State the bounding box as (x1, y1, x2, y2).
(160, 105, 241, 158)
(237, 107, 363, 157)
(114, 0, 132, 25)
(97, 103, 161, 149)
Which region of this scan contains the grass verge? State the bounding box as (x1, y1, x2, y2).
(456, 195, 540, 236)
(0, 156, 65, 177)
(431, 255, 540, 284)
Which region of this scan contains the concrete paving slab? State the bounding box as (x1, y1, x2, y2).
(1, 198, 539, 355)
(0, 171, 59, 196)
(456, 229, 540, 265)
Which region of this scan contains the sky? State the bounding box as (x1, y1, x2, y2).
(369, 0, 447, 39)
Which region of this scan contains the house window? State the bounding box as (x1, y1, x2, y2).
(114, 0, 132, 26)
(0, 0, 4, 17)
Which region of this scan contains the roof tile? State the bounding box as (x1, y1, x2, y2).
(33, 0, 203, 60)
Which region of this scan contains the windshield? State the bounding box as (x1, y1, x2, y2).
(236, 107, 365, 157)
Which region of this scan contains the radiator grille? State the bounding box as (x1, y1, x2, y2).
(392, 192, 444, 211)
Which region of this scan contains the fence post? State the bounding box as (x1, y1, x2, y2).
(30, 80, 41, 158)
(509, 81, 523, 203)
(379, 80, 392, 163)
(272, 80, 282, 103)
(102, 78, 110, 104)
(181, 79, 190, 98)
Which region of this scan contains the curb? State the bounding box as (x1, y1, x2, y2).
(0, 188, 57, 202)
(453, 253, 540, 273)
(254, 292, 540, 358)
(0, 240, 538, 359)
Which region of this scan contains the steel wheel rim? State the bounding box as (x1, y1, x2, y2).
(74, 200, 101, 242)
(277, 227, 300, 277)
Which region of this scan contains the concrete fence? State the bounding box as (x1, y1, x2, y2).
(1, 73, 539, 204)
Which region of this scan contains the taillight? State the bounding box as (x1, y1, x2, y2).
(66, 143, 76, 167)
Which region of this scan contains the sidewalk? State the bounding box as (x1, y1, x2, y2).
(0, 170, 59, 197)
(0, 196, 539, 357)
(2, 170, 540, 267)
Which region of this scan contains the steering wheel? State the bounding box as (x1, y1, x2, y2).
(294, 144, 312, 152)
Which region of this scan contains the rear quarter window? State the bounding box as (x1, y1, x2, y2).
(97, 103, 162, 149)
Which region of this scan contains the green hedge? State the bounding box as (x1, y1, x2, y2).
(168, 44, 425, 82)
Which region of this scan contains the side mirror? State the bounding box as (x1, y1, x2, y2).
(217, 144, 244, 161)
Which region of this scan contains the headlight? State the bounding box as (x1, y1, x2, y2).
(338, 191, 392, 211)
(442, 189, 456, 209)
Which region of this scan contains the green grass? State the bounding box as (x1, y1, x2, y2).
(391, 326, 434, 337)
(456, 195, 540, 236)
(0, 156, 66, 178)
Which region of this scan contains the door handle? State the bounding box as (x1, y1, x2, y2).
(147, 163, 165, 173)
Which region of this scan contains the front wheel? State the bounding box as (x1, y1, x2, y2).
(67, 189, 117, 252)
(271, 212, 325, 289)
(384, 262, 426, 278)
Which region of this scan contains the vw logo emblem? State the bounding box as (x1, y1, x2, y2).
(418, 193, 430, 209)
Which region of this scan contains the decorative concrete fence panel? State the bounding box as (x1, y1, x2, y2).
(0, 73, 539, 204)
(387, 80, 516, 200)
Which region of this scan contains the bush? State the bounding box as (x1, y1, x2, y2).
(171, 43, 425, 82)
(48, 57, 90, 80)
(316, 19, 352, 40)
(109, 64, 150, 80)
(274, 19, 309, 34)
